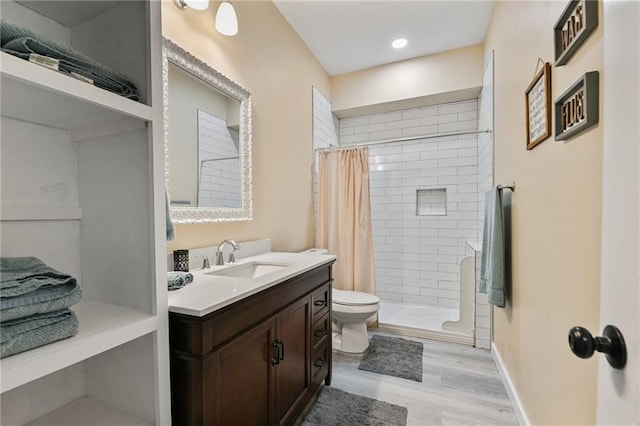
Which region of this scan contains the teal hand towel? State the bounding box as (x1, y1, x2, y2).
(168, 271, 193, 291)
(1, 308, 79, 358)
(1, 19, 139, 100)
(1, 257, 83, 321)
(480, 188, 505, 308)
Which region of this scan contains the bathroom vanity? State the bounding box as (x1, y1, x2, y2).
(168, 253, 335, 425)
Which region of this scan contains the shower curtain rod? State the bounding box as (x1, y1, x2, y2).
(200, 156, 240, 163)
(315, 129, 492, 151)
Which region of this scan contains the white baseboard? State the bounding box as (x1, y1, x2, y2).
(491, 343, 531, 426)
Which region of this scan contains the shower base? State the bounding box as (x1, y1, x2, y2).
(377, 301, 474, 346)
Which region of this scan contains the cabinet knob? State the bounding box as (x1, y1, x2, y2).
(272, 340, 281, 365)
(314, 358, 325, 368)
(314, 300, 327, 307)
(568, 325, 627, 369)
(314, 329, 327, 338)
(271, 339, 284, 365)
(278, 340, 285, 361)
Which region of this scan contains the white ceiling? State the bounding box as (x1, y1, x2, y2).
(273, 0, 495, 76)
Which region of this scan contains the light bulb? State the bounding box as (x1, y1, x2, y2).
(216, 2, 238, 36)
(392, 38, 408, 49)
(174, 0, 209, 10)
(184, 0, 209, 10)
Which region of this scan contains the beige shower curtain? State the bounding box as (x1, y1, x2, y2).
(317, 146, 377, 324)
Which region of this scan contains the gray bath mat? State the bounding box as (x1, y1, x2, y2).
(302, 386, 407, 426)
(358, 335, 423, 382)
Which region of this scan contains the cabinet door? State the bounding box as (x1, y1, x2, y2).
(214, 319, 276, 426)
(275, 297, 311, 425)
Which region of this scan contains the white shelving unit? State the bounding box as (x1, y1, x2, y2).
(0, 1, 170, 424)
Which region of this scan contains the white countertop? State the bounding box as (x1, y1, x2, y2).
(167, 252, 336, 317)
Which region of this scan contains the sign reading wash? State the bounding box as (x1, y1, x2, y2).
(554, 72, 599, 140)
(554, 0, 598, 66)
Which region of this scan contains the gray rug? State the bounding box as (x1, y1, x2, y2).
(358, 335, 423, 382)
(302, 386, 407, 426)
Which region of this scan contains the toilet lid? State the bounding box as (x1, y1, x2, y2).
(333, 289, 380, 306)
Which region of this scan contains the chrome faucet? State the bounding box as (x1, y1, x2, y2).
(215, 240, 240, 265)
(195, 255, 210, 269)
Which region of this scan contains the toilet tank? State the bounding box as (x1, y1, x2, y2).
(299, 248, 329, 255)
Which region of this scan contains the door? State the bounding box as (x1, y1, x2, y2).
(275, 297, 311, 425)
(597, 0, 639, 422)
(216, 319, 276, 426)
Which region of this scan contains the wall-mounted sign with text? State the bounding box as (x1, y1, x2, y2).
(554, 71, 599, 141)
(525, 62, 551, 150)
(554, 0, 598, 66)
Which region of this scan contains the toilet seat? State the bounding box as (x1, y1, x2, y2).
(333, 289, 379, 306)
(331, 289, 379, 353)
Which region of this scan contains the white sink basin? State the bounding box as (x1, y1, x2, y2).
(205, 262, 290, 279)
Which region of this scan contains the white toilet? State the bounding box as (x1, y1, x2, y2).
(298, 248, 380, 353)
(332, 288, 380, 353)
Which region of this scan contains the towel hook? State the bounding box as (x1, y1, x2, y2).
(497, 182, 516, 192)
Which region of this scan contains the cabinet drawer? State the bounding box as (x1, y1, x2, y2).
(312, 343, 329, 380)
(312, 313, 330, 350)
(311, 284, 330, 321)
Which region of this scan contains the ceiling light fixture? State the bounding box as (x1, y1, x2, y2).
(391, 38, 408, 49)
(215, 2, 238, 36)
(173, 0, 209, 11)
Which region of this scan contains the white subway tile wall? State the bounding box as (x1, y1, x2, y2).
(197, 110, 241, 208)
(312, 88, 340, 243)
(339, 100, 479, 309)
(313, 88, 340, 151)
(312, 88, 494, 348)
(475, 52, 495, 350)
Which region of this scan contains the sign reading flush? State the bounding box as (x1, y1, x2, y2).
(554, 72, 599, 141)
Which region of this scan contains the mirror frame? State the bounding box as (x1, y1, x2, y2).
(162, 37, 253, 223)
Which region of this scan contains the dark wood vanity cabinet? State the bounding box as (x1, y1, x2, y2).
(169, 262, 334, 426)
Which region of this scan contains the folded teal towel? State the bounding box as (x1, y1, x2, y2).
(1, 257, 83, 321)
(1, 308, 79, 358)
(480, 188, 506, 308)
(168, 271, 193, 291)
(0, 19, 139, 100)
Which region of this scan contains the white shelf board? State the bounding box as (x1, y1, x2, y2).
(0, 52, 152, 130)
(1, 300, 158, 393)
(14, 1, 121, 28)
(1, 206, 82, 221)
(26, 396, 153, 426)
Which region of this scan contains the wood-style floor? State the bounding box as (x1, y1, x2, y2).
(329, 331, 519, 425)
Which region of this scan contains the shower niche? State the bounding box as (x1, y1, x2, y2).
(416, 188, 447, 216)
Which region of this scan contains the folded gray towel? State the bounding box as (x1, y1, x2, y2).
(1, 308, 79, 358)
(1, 257, 83, 321)
(168, 271, 193, 291)
(0, 19, 139, 100)
(480, 187, 505, 308)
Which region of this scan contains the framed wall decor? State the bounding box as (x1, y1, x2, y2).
(554, 0, 598, 66)
(554, 71, 599, 140)
(525, 62, 552, 150)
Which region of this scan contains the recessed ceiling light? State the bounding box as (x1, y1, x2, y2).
(392, 38, 408, 49)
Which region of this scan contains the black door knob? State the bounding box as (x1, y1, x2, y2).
(568, 325, 626, 369)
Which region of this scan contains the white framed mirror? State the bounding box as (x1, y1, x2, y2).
(163, 37, 253, 223)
